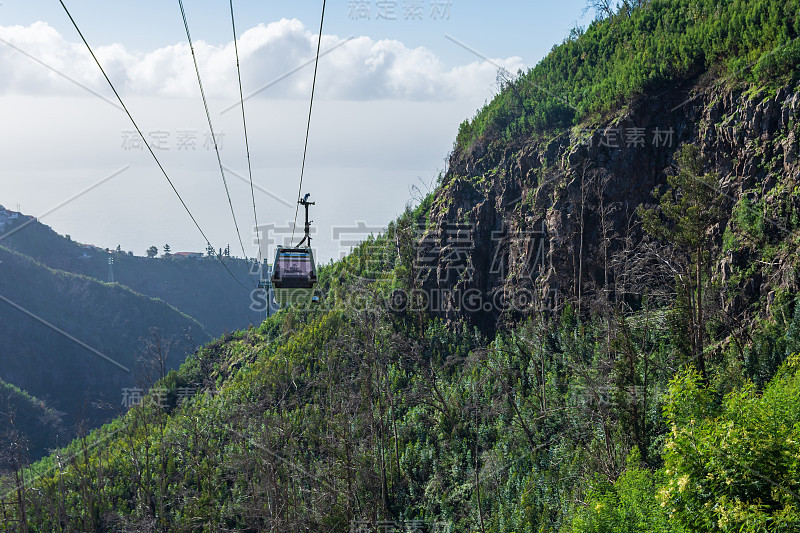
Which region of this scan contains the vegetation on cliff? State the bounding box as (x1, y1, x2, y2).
(456, 0, 800, 151)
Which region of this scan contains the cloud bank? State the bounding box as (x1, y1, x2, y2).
(0, 19, 525, 102)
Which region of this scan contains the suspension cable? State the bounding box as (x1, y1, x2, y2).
(228, 0, 262, 265)
(291, 0, 326, 246)
(177, 0, 251, 269)
(58, 0, 250, 291)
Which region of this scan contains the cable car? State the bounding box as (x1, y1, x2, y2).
(270, 194, 319, 307)
(271, 246, 317, 306)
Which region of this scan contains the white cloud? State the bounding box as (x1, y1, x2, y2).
(0, 19, 525, 102)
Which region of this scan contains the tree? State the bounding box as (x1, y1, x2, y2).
(116, 244, 122, 253)
(146, 246, 158, 259)
(585, 0, 617, 19)
(163, 244, 171, 257)
(1, 412, 30, 532)
(637, 144, 725, 381)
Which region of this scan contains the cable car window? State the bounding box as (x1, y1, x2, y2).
(276, 253, 313, 278)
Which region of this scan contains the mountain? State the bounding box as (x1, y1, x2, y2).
(3, 0, 800, 531)
(0, 213, 262, 337)
(0, 244, 210, 460)
(422, 52, 800, 336)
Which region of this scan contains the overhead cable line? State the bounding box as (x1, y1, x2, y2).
(177, 0, 251, 271)
(57, 0, 250, 291)
(228, 0, 262, 265)
(291, 0, 326, 246)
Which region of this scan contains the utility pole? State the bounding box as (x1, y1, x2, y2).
(257, 259, 273, 321)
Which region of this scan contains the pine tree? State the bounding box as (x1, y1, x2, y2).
(638, 144, 724, 381)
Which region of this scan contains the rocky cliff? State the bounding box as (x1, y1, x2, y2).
(419, 75, 800, 333)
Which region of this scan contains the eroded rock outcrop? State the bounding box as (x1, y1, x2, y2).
(417, 77, 800, 333)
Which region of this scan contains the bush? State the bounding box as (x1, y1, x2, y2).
(570, 448, 680, 533)
(660, 356, 800, 532)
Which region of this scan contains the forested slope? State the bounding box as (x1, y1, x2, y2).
(0, 379, 64, 466)
(2, 0, 800, 531)
(0, 245, 210, 462)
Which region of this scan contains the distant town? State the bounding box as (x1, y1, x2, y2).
(0, 205, 36, 231)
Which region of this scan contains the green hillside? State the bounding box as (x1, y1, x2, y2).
(0, 245, 210, 460)
(0, 379, 64, 466)
(4, 233, 800, 530)
(3, 0, 800, 531)
(0, 216, 261, 337)
(457, 0, 800, 150)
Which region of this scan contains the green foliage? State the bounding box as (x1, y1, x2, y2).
(5, 286, 800, 531)
(661, 356, 800, 532)
(638, 144, 725, 379)
(752, 34, 800, 81)
(639, 144, 725, 250)
(574, 352, 800, 533)
(456, 0, 800, 151)
(743, 299, 800, 388)
(726, 196, 766, 250)
(570, 449, 681, 533)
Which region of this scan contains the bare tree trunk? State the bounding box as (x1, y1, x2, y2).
(696, 244, 707, 382)
(578, 165, 587, 316)
(56, 451, 67, 528)
(595, 171, 615, 351)
(14, 441, 29, 533)
(474, 405, 486, 533)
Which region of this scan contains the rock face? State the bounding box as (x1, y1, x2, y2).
(417, 77, 800, 333)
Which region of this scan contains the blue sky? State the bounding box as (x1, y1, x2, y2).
(0, 1, 595, 262)
(3, 1, 593, 64)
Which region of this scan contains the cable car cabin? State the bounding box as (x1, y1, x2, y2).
(271, 246, 317, 306)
